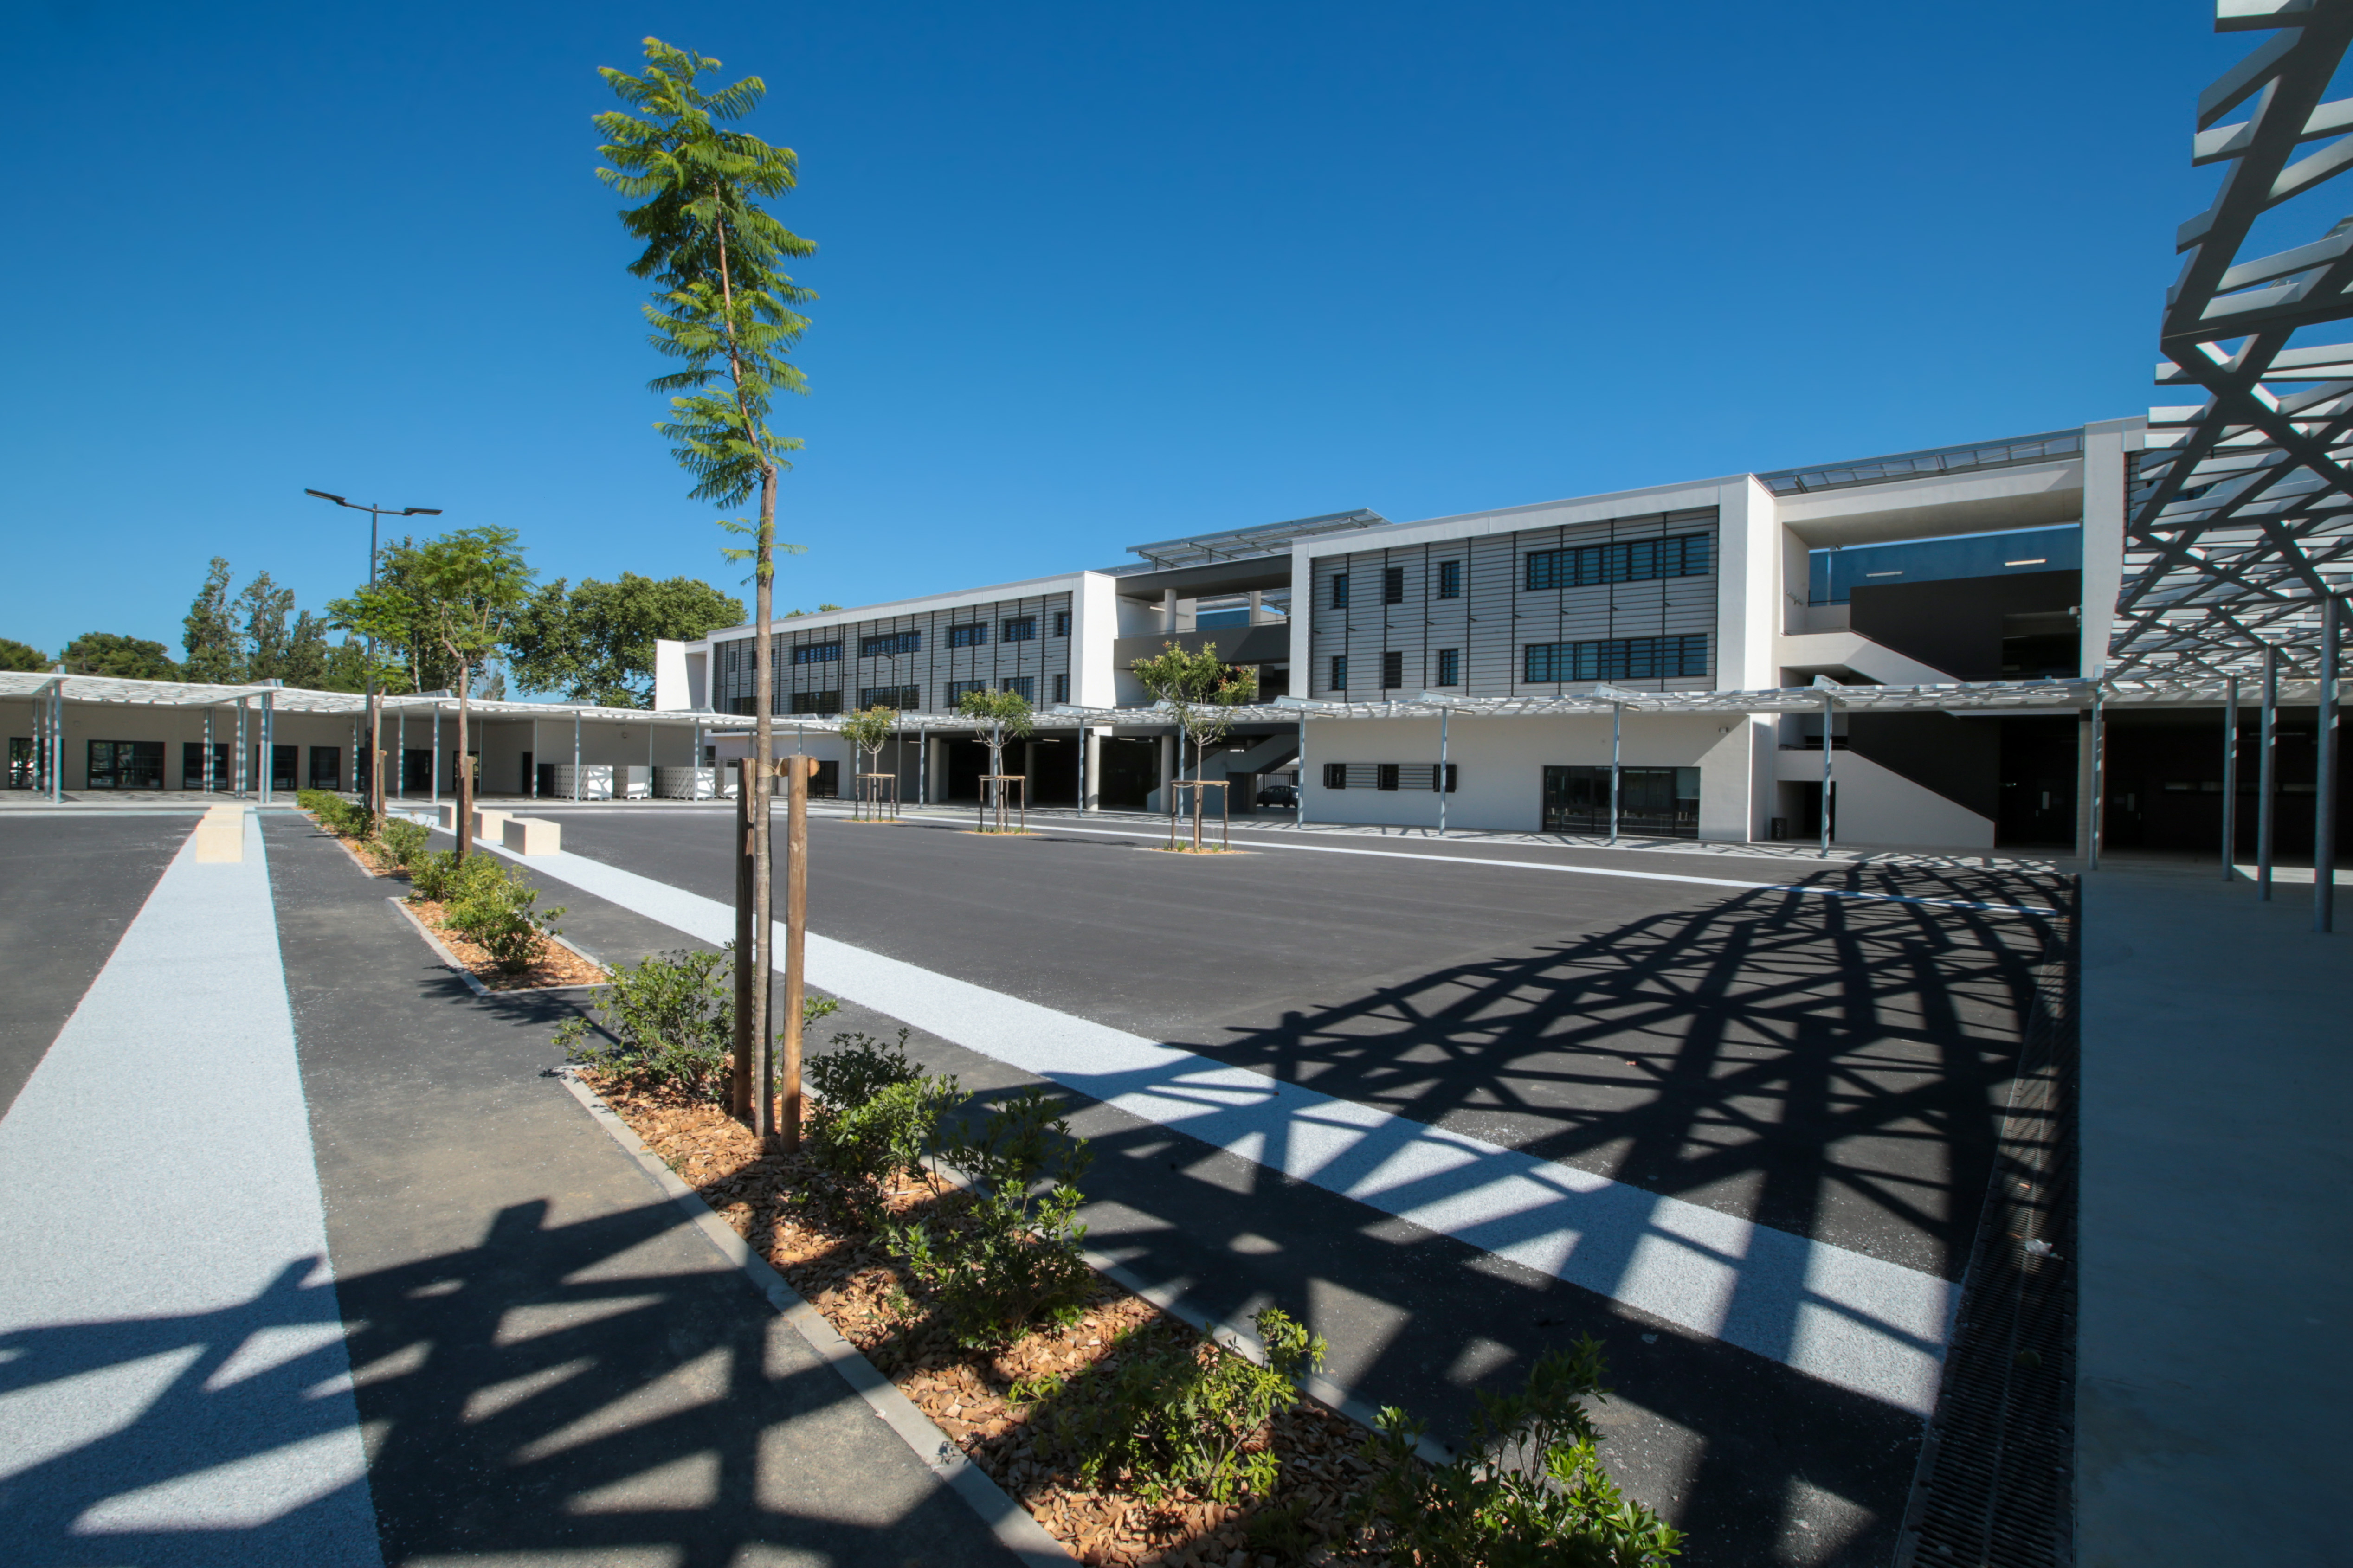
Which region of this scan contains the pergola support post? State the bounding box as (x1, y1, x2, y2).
(2258, 644, 2279, 900)
(1610, 701, 1623, 846)
(2315, 593, 2340, 935)
(2221, 675, 2239, 879)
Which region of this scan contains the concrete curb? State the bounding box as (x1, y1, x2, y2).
(551, 1069, 1074, 1568)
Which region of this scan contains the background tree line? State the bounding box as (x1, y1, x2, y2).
(1, 542, 743, 708)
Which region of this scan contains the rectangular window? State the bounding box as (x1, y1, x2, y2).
(1541, 764, 1701, 838)
(1323, 762, 1347, 790)
(792, 642, 842, 664)
(85, 740, 165, 790)
(308, 746, 342, 790)
(1376, 763, 1400, 791)
(946, 679, 989, 705)
(1381, 650, 1404, 688)
(861, 630, 921, 657)
(1524, 532, 1712, 591)
(1331, 654, 1348, 690)
(1001, 675, 1036, 700)
(1438, 560, 1463, 599)
(1383, 566, 1405, 604)
(1053, 610, 1071, 636)
(181, 741, 228, 791)
(1522, 634, 1709, 684)
(948, 623, 988, 648)
(1053, 672, 1069, 704)
(1331, 573, 1350, 609)
(1436, 648, 1461, 686)
(858, 684, 921, 709)
(789, 690, 841, 715)
(1002, 616, 1037, 643)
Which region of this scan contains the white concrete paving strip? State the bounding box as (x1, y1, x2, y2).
(0, 810, 382, 1562)
(497, 842, 1962, 1415)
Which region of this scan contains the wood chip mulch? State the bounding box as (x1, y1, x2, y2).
(406, 897, 608, 990)
(583, 1075, 1388, 1567)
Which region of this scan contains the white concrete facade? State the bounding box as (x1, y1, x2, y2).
(628, 417, 2146, 848)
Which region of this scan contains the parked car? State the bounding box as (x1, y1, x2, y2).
(1256, 782, 1298, 808)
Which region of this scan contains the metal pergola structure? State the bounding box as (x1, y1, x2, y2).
(2121, 2, 2353, 926)
(0, 672, 721, 807)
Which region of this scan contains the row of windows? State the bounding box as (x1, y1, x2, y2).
(1322, 762, 1458, 792)
(1328, 634, 1708, 691)
(1523, 634, 1710, 683)
(1331, 563, 1466, 608)
(763, 612, 1077, 667)
(751, 674, 1070, 717)
(1328, 536, 1705, 610)
(1524, 533, 1711, 591)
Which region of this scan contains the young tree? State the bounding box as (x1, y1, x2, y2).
(333, 527, 534, 854)
(600, 37, 815, 1145)
(182, 558, 243, 682)
(507, 572, 743, 706)
(838, 703, 896, 815)
(1128, 643, 1260, 849)
(64, 632, 180, 681)
(0, 638, 50, 672)
(955, 688, 1035, 827)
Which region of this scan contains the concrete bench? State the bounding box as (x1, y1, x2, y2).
(472, 808, 515, 841)
(437, 801, 459, 831)
(501, 816, 561, 857)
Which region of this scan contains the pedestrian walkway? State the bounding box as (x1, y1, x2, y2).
(0, 809, 1030, 1566)
(0, 807, 380, 1566)
(2077, 864, 2352, 1568)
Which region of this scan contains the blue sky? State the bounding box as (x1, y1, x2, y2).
(6, 1, 2239, 675)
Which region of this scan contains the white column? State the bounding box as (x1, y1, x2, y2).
(2079, 418, 2140, 681)
(1083, 727, 1102, 811)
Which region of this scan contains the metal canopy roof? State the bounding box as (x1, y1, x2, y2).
(1759, 430, 2084, 498)
(2120, 3, 2353, 678)
(0, 672, 714, 726)
(1118, 509, 1390, 572)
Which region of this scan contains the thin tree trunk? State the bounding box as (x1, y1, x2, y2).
(750, 463, 776, 1144)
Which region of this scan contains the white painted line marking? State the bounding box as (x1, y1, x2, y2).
(0, 814, 381, 1562)
(989, 821, 2059, 917)
(504, 843, 1961, 1414)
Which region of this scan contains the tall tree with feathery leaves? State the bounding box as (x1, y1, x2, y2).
(597, 37, 815, 1144)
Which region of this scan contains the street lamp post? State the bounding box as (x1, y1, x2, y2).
(306, 490, 441, 829)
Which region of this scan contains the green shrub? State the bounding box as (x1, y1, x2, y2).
(300, 789, 368, 836)
(558, 947, 733, 1097)
(1357, 1337, 1682, 1567)
(884, 1086, 1093, 1347)
(554, 948, 844, 1102)
(444, 862, 567, 973)
(807, 1030, 962, 1209)
(1050, 1306, 1325, 1504)
(378, 818, 429, 868)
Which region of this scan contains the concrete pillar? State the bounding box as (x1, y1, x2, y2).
(1155, 732, 1174, 812)
(1163, 588, 1179, 636)
(1084, 727, 1102, 811)
(1248, 589, 1265, 625)
(2075, 709, 2095, 860)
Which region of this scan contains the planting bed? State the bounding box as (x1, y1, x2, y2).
(584, 1076, 1387, 1568)
(403, 896, 607, 990)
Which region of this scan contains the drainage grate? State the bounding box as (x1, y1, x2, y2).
(1893, 891, 2077, 1568)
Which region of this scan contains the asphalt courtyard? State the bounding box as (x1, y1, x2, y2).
(0, 803, 2071, 1568)
(502, 802, 2072, 1567)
